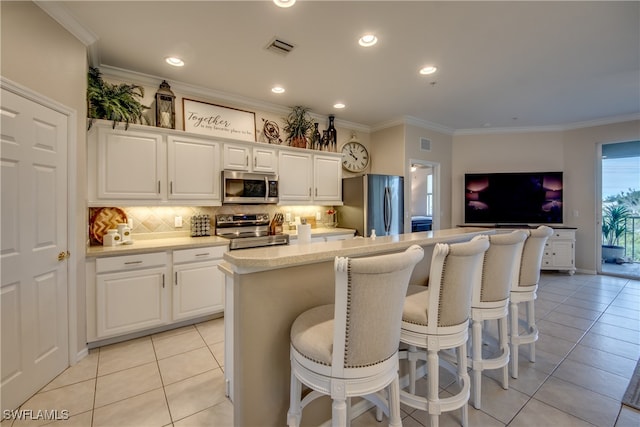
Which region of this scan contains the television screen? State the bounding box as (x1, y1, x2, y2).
(464, 172, 563, 225)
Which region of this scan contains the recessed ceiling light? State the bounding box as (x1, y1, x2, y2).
(333, 103, 346, 109)
(419, 65, 437, 75)
(271, 86, 285, 94)
(273, 0, 295, 8)
(165, 57, 184, 67)
(358, 34, 378, 47)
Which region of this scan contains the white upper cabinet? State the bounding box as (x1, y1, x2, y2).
(96, 126, 165, 201)
(88, 121, 221, 206)
(278, 150, 313, 201)
(278, 150, 342, 205)
(168, 135, 221, 201)
(313, 154, 342, 202)
(223, 142, 277, 173)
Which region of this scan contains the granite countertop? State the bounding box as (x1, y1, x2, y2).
(284, 227, 355, 239)
(86, 235, 229, 257)
(223, 227, 493, 273)
(86, 227, 356, 258)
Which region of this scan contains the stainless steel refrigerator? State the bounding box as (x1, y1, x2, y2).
(338, 174, 404, 237)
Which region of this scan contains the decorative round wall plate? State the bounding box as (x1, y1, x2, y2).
(90, 207, 128, 244)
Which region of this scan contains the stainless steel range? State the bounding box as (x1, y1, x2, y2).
(215, 213, 289, 250)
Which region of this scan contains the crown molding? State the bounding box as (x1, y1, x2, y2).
(35, 1, 100, 65)
(371, 116, 455, 135)
(454, 113, 640, 136)
(99, 65, 371, 133)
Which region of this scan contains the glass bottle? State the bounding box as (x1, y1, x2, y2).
(312, 123, 321, 150)
(327, 115, 337, 152)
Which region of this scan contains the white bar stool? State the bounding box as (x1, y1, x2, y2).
(509, 225, 553, 378)
(399, 238, 489, 427)
(287, 245, 424, 427)
(468, 230, 527, 409)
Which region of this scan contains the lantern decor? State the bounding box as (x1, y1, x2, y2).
(155, 80, 175, 129)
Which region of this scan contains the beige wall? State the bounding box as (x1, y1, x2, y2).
(370, 124, 405, 176)
(451, 120, 640, 273)
(1, 1, 88, 354)
(405, 124, 453, 229)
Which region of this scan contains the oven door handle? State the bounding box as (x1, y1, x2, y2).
(264, 176, 269, 202)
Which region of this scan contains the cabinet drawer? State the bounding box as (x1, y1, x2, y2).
(96, 252, 167, 273)
(173, 245, 227, 263)
(552, 230, 575, 239)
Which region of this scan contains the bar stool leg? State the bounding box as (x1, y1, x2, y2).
(498, 316, 509, 389)
(287, 372, 302, 427)
(526, 299, 536, 363)
(510, 300, 520, 379)
(389, 377, 402, 427)
(408, 345, 418, 394)
(471, 318, 482, 409)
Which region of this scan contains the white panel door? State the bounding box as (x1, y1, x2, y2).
(1, 88, 69, 412)
(168, 135, 221, 201)
(313, 155, 342, 201)
(172, 260, 224, 321)
(278, 151, 312, 201)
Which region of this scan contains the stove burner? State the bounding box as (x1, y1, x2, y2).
(215, 213, 289, 250)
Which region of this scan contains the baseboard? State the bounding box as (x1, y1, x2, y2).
(74, 347, 89, 364)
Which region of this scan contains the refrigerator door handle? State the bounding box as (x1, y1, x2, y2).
(383, 186, 391, 234)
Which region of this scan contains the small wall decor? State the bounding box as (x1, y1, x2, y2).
(262, 118, 283, 144)
(183, 98, 256, 142)
(155, 80, 175, 129)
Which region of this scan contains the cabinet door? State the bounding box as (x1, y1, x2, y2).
(278, 151, 313, 201)
(550, 240, 574, 268)
(168, 136, 221, 201)
(223, 143, 251, 171)
(96, 266, 169, 338)
(314, 155, 342, 202)
(97, 127, 164, 200)
(253, 147, 278, 173)
(173, 259, 224, 321)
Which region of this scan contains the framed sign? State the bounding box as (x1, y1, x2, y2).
(183, 98, 256, 142)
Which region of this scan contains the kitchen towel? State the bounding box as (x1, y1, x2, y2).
(298, 223, 312, 244)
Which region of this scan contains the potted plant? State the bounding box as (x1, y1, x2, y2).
(283, 106, 314, 148)
(87, 66, 149, 130)
(602, 204, 630, 263)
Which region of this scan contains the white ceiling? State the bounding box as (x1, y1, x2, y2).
(50, 1, 639, 132)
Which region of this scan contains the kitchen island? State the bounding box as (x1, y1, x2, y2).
(219, 227, 492, 426)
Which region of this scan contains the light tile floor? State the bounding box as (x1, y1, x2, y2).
(4, 273, 640, 426)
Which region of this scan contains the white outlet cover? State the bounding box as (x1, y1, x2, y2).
(175, 216, 183, 227)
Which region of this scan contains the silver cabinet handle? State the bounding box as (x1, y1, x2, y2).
(124, 261, 143, 265)
(309, 188, 311, 196)
(246, 155, 249, 167)
(195, 253, 210, 257)
(315, 188, 318, 197)
(162, 274, 165, 288)
(175, 272, 178, 286)
(158, 181, 161, 194)
(170, 181, 173, 194)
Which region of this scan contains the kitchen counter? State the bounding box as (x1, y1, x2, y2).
(85, 235, 229, 257)
(284, 226, 355, 240)
(224, 227, 486, 273)
(220, 227, 493, 426)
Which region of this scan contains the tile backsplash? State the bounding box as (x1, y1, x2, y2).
(88, 205, 338, 245)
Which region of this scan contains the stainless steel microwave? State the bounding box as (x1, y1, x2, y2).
(222, 170, 279, 204)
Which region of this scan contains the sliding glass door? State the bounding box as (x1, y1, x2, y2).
(600, 140, 640, 279)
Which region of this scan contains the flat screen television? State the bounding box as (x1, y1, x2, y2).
(464, 171, 563, 225)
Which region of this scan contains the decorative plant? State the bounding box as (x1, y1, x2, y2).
(602, 204, 630, 246)
(87, 66, 149, 130)
(283, 106, 314, 148)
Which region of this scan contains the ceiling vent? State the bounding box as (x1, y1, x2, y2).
(420, 137, 431, 152)
(265, 37, 295, 55)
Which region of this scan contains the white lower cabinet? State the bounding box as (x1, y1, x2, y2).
(95, 252, 170, 338)
(172, 246, 225, 321)
(541, 228, 576, 275)
(88, 245, 226, 342)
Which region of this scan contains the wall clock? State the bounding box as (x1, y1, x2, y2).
(341, 139, 369, 172)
